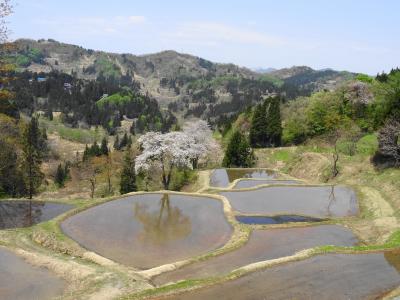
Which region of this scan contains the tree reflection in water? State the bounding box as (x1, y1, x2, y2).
(0, 201, 43, 229)
(133, 193, 192, 245)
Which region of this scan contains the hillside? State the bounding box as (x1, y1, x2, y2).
(11, 39, 356, 122)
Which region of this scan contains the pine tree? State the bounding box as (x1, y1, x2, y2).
(266, 97, 282, 147)
(120, 147, 137, 194)
(113, 135, 120, 150)
(22, 117, 44, 199)
(55, 163, 65, 187)
(222, 131, 254, 167)
(129, 122, 135, 136)
(249, 102, 268, 147)
(119, 133, 129, 149)
(100, 137, 109, 156)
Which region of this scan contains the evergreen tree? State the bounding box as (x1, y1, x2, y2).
(113, 135, 120, 150)
(222, 131, 254, 167)
(129, 122, 135, 135)
(100, 137, 109, 156)
(22, 117, 44, 199)
(120, 147, 137, 194)
(119, 132, 129, 149)
(249, 102, 268, 147)
(266, 97, 282, 147)
(55, 163, 65, 187)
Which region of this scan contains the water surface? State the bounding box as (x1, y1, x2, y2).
(0, 201, 73, 229)
(210, 169, 276, 188)
(221, 186, 358, 217)
(156, 252, 400, 300)
(153, 225, 357, 285)
(233, 179, 300, 189)
(235, 215, 324, 224)
(61, 193, 232, 269)
(0, 247, 65, 300)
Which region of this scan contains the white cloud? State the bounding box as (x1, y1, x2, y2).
(166, 21, 287, 48)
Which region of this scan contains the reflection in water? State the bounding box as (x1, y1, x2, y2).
(134, 194, 192, 245)
(0, 201, 72, 229)
(210, 168, 277, 188)
(385, 250, 400, 273)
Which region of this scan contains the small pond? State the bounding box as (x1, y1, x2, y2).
(156, 252, 400, 300)
(210, 168, 276, 188)
(233, 179, 301, 189)
(0, 201, 73, 230)
(0, 247, 65, 300)
(235, 215, 324, 224)
(153, 225, 357, 285)
(61, 193, 232, 269)
(220, 185, 358, 218)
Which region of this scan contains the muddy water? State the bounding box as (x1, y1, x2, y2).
(156, 252, 400, 300)
(235, 215, 324, 224)
(221, 185, 358, 217)
(153, 225, 357, 285)
(0, 247, 65, 300)
(0, 201, 73, 229)
(61, 193, 232, 269)
(210, 169, 276, 188)
(233, 179, 301, 189)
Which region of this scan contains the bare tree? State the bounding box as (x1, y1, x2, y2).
(378, 119, 400, 166)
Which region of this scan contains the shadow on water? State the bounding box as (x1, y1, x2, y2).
(61, 193, 232, 269)
(235, 215, 325, 225)
(0, 201, 73, 229)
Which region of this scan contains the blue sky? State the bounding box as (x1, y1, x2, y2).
(8, 0, 400, 74)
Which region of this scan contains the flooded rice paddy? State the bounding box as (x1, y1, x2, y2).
(235, 215, 324, 224)
(156, 252, 400, 300)
(221, 185, 358, 217)
(0, 201, 73, 229)
(153, 225, 357, 285)
(210, 168, 276, 188)
(61, 193, 232, 269)
(0, 247, 65, 300)
(233, 179, 301, 189)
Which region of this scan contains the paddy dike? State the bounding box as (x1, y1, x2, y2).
(155, 252, 400, 300)
(153, 225, 357, 286)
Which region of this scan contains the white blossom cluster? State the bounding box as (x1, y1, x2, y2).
(135, 120, 220, 174)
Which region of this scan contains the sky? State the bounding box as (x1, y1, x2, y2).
(7, 0, 400, 74)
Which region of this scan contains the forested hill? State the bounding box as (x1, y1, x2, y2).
(11, 38, 356, 124)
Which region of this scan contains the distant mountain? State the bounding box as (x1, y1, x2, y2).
(252, 67, 277, 74)
(11, 39, 357, 123)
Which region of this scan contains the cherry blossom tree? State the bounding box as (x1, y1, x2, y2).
(378, 119, 400, 166)
(135, 131, 196, 190)
(136, 121, 221, 189)
(183, 120, 221, 168)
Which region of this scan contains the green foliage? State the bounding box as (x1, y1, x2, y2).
(55, 163, 70, 187)
(96, 92, 136, 108)
(169, 169, 197, 191)
(356, 73, 374, 83)
(22, 117, 45, 198)
(94, 56, 121, 79)
(222, 131, 254, 167)
(120, 148, 137, 194)
(356, 134, 378, 156)
(258, 74, 284, 87)
(249, 97, 282, 147)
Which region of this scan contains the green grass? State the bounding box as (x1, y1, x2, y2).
(356, 134, 378, 156)
(96, 92, 140, 108)
(271, 149, 292, 162)
(258, 74, 284, 87)
(40, 117, 106, 144)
